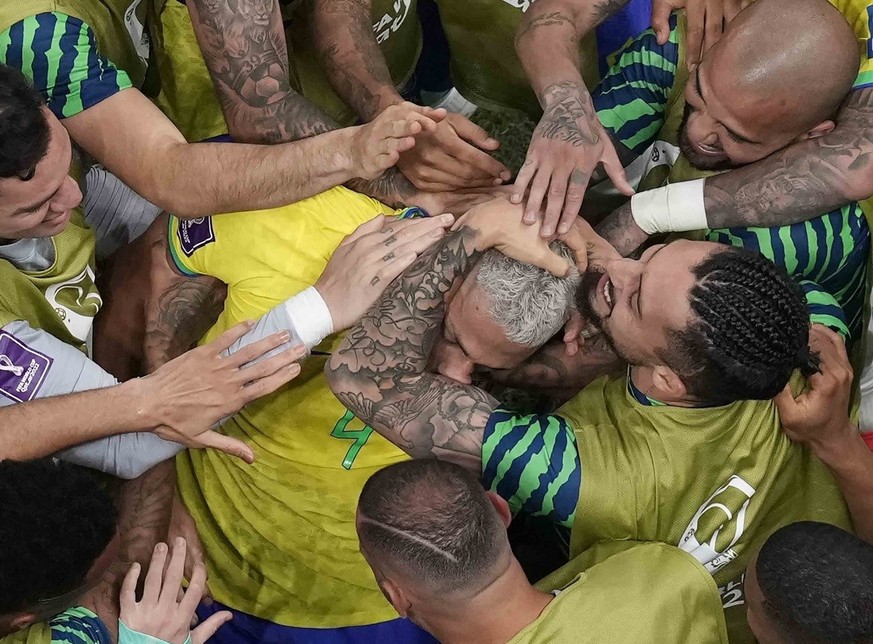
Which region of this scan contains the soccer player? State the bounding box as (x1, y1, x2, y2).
(588, 0, 869, 340)
(0, 460, 225, 644)
(743, 324, 873, 642)
(325, 211, 854, 641)
(0, 66, 301, 473)
(144, 190, 576, 642)
(0, 0, 445, 216)
(355, 459, 729, 644)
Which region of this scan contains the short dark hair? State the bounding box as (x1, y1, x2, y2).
(757, 522, 873, 643)
(663, 246, 813, 404)
(0, 64, 50, 181)
(0, 460, 117, 614)
(357, 460, 506, 596)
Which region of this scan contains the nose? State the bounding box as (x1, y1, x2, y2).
(604, 257, 641, 292)
(687, 109, 720, 147)
(49, 176, 83, 214)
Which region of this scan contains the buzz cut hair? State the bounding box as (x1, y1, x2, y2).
(476, 241, 580, 347)
(357, 460, 507, 598)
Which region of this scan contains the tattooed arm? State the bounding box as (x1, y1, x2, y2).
(325, 228, 497, 473)
(512, 0, 635, 238)
(599, 89, 873, 254)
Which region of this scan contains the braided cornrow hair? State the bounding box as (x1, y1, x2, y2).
(662, 246, 815, 405)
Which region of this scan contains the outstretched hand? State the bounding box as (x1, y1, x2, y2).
(146, 321, 306, 463)
(315, 214, 456, 331)
(511, 82, 633, 238)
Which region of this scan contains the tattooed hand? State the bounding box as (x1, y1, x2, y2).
(512, 81, 634, 237)
(396, 113, 512, 191)
(595, 200, 651, 257)
(348, 103, 446, 180)
(315, 214, 456, 331)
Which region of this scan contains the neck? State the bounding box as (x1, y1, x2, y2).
(629, 366, 698, 407)
(425, 559, 553, 644)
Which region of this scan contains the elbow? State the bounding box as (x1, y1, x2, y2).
(324, 356, 343, 394)
(842, 163, 873, 203)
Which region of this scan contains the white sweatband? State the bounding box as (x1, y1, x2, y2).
(283, 286, 334, 350)
(630, 178, 707, 235)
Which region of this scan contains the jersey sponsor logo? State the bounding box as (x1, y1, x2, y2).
(373, 0, 412, 44)
(177, 218, 216, 257)
(44, 265, 103, 344)
(678, 475, 756, 575)
(719, 574, 746, 609)
(124, 0, 151, 63)
(0, 332, 52, 403)
(499, 0, 533, 12)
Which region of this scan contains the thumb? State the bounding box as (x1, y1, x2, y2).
(601, 139, 635, 197)
(191, 611, 233, 644)
(535, 247, 572, 277)
(651, 0, 672, 44)
(198, 430, 256, 464)
(774, 384, 798, 418)
(452, 116, 500, 151)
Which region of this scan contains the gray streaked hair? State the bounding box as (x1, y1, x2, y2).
(475, 241, 580, 347)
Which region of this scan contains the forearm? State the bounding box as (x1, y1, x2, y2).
(702, 89, 873, 228)
(596, 201, 649, 256)
(517, 0, 630, 99)
(0, 379, 162, 460)
(326, 228, 496, 470)
(812, 429, 873, 544)
(187, 0, 337, 143)
(312, 0, 401, 121)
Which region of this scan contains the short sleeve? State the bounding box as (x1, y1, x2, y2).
(800, 280, 850, 339)
(0, 12, 132, 119)
(481, 409, 581, 528)
(167, 215, 216, 277)
(49, 606, 111, 644)
(593, 14, 681, 155)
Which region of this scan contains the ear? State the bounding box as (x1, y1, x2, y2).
(796, 120, 835, 141)
(381, 579, 412, 617)
(651, 364, 687, 399)
(9, 613, 37, 632)
(486, 491, 512, 528)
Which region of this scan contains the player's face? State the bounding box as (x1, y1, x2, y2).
(0, 108, 82, 240)
(680, 57, 799, 171)
(744, 552, 791, 644)
(430, 274, 538, 384)
(577, 240, 715, 366)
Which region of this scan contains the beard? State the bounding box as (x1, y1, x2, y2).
(678, 102, 742, 172)
(577, 269, 606, 330)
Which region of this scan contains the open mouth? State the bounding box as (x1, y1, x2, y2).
(598, 273, 615, 313)
(692, 139, 723, 156)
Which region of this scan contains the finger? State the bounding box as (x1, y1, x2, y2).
(651, 0, 673, 44)
(120, 562, 141, 611)
(179, 563, 209, 615)
(528, 243, 572, 277)
(451, 115, 500, 151)
(512, 154, 538, 210)
(543, 168, 571, 239)
(702, 5, 724, 57)
(685, 3, 705, 68)
(556, 169, 587, 235)
(207, 320, 255, 354)
(342, 215, 387, 246)
(774, 384, 800, 419)
(240, 363, 302, 403)
(192, 611, 233, 644)
(159, 537, 188, 607)
(225, 331, 301, 369)
(379, 213, 454, 244)
(600, 140, 634, 197)
(197, 430, 256, 464)
(724, 0, 744, 23)
(526, 168, 553, 234)
(448, 143, 511, 183)
(409, 152, 495, 190)
(142, 542, 169, 605)
(236, 345, 305, 385)
(383, 227, 448, 264)
(375, 251, 420, 284)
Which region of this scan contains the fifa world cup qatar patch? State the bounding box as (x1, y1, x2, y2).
(177, 217, 216, 257)
(0, 332, 52, 402)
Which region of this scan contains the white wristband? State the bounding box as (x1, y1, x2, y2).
(630, 179, 707, 235)
(283, 286, 334, 351)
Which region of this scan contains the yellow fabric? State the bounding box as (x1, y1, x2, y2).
(829, 0, 873, 87)
(171, 187, 413, 627)
(511, 542, 729, 644)
(558, 374, 851, 643)
(0, 623, 51, 644)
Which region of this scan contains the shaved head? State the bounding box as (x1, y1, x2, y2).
(356, 460, 509, 600)
(681, 0, 859, 169)
(713, 0, 858, 131)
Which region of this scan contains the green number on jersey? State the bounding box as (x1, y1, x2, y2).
(331, 410, 375, 470)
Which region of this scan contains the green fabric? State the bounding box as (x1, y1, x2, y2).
(434, 0, 601, 117)
(0, 607, 110, 644)
(558, 373, 852, 643)
(512, 541, 729, 644)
